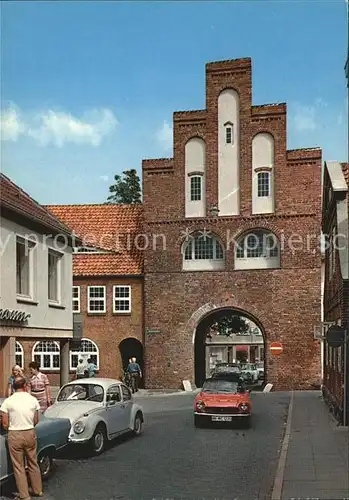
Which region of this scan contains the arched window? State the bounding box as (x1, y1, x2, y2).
(32, 341, 60, 370)
(224, 122, 234, 145)
(70, 338, 99, 370)
(235, 230, 280, 270)
(15, 341, 24, 368)
(182, 232, 225, 271)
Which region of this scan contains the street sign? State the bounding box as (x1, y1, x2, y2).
(270, 342, 283, 355)
(326, 325, 345, 348)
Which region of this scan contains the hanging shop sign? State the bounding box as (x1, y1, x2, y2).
(0, 308, 31, 323)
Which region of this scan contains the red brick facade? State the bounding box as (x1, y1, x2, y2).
(142, 58, 322, 390)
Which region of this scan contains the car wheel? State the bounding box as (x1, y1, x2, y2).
(194, 415, 203, 428)
(133, 412, 143, 436)
(244, 416, 251, 428)
(38, 452, 54, 480)
(90, 424, 106, 455)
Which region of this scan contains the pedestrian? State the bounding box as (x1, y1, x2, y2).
(126, 357, 142, 393)
(86, 358, 97, 377)
(8, 365, 25, 397)
(27, 361, 52, 412)
(75, 358, 88, 379)
(0, 376, 43, 500)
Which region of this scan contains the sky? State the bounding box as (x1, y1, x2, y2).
(1, 0, 348, 205)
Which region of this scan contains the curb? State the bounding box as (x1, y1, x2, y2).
(271, 391, 294, 500)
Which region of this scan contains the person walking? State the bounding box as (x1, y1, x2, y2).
(0, 376, 43, 500)
(126, 357, 142, 393)
(27, 362, 52, 412)
(86, 358, 97, 377)
(75, 358, 88, 379)
(8, 365, 25, 397)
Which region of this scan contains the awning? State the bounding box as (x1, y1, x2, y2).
(235, 345, 248, 352)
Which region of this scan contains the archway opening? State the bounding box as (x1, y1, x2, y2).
(119, 338, 144, 387)
(194, 308, 266, 389)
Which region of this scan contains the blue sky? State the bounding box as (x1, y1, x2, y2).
(1, 0, 348, 204)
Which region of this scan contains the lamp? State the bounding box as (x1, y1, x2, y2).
(209, 204, 219, 217)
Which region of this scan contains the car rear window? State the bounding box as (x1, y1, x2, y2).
(202, 379, 240, 393)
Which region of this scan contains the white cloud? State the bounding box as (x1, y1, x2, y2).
(156, 120, 173, 151)
(0, 104, 117, 147)
(0, 107, 26, 141)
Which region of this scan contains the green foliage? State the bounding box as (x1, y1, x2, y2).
(210, 315, 249, 336)
(106, 169, 142, 204)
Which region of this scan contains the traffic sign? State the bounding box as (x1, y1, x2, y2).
(270, 342, 283, 355)
(326, 325, 345, 348)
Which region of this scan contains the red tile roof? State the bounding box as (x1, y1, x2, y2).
(46, 204, 143, 276)
(0, 173, 74, 235)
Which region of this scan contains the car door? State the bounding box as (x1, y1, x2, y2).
(105, 385, 124, 437)
(120, 384, 133, 430)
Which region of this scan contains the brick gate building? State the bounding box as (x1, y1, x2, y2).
(142, 57, 322, 390)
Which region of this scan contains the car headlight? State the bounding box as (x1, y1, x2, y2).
(239, 402, 249, 412)
(73, 420, 85, 434)
(196, 400, 205, 411)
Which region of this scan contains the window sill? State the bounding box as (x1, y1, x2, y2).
(48, 302, 66, 310)
(87, 312, 106, 316)
(17, 296, 39, 306)
(113, 311, 131, 315)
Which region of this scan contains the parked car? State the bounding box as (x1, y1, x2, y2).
(256, 362, 264, 380)
(211, 362, 241, 377)
(194, 375, 251, 428)
(0, 398, 70, 487)
(44, 378, 144, 455)
(239, 363, 259, 383)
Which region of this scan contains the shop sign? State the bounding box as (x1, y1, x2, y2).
(0, 308, 31, 323)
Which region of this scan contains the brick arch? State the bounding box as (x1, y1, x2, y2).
(178, 229, 226, 254)
(184, 135, 206, 145)
(232, 221, 283, 243)
(217, 86, 241, 99)
(251, 130, 275, 141)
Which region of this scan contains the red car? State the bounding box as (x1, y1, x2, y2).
(194, 377, 251, 428)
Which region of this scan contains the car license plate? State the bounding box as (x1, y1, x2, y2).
(211, 416, 232, 422)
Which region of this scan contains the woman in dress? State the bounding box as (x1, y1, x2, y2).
(28, 361, 52, 411)
(7, 365, 24, 397)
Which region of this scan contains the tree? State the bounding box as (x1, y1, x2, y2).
(106, 169, 142, 204)
(210, 315, 249, 336)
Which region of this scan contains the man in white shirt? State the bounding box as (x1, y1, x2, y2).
(0, 376, 43, 500)
(75, 358, 88, 379)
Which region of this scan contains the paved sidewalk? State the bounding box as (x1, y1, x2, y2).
(281, 391, 348, 499)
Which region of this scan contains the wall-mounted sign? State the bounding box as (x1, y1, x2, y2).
(145, 327, 161, 336)
(326, 325, 345, 348)
(0, 308, 31, 323)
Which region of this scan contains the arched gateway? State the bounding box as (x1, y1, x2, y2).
(188, 302, 267, 388)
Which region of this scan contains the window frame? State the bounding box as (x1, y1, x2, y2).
(69, 338, 99, 371)
(184, 235, 224, 261)
(257, 171, 271, 198)
(87, 285, 106, 314)
(121, 384, 132, 401)
(106, 385, 122, 404)
(16, 235, 36, 299)
(32, 340, 60, 371)
(113, 285, 131, 314)
(190, 175, 202, 202)
(48, 248, 63, 304)
(224, 123, 234, 145)
(236, 231, 279, 260)
(15, 341, 24, 369)
(72, 285, 80, 313)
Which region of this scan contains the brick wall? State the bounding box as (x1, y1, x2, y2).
(142, 58, 322, 390)
(19, 276, 143, 387)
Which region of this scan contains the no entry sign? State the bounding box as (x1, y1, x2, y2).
(270, 342, 283, 355)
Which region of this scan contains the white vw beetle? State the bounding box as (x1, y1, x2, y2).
(44, 378, 144, 455)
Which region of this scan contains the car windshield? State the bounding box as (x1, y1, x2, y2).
(215, 365, 240, 372)
(202, 379, 242, 394)
(241, 364, 256, 370)
(57, 383, 104, 403)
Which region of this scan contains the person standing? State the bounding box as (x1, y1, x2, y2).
(8, 365, 25, 397)
(0, 376, 43, 500)
(126, 357, 142, 393)
(86, 358, 97, 377)
(27, 362, 52, 412)
(75, 358, 88, 379)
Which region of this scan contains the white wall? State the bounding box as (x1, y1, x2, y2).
(218, 89, 240, 216)
(0, 216, 73, 336)
(252, 133, 275, 214)
(185, 137, 206, 217)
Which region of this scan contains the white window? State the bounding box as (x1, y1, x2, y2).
(225, 124, 234, 144)
(16, 237, 35, 298)
(190, 176, 202, 201)
(235, 230, 280, 270)
(257, 172, 270, 197)
(15, 341, 24, 368)
(87, 286, 106, 313)
(182, 233, 224, 271)
(70, 338, 99, 370)
(73, 286, 80, 313)
(48, 249, 62, 303)
(32, 341, 60, 371)
(113, 286, 131, 313)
